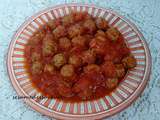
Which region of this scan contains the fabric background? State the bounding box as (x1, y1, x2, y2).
(0, 0, 160, 120)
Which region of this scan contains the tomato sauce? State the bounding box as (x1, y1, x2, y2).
(24, 11, 136, 102)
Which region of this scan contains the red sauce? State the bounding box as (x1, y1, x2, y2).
(24, 12, 136, 102)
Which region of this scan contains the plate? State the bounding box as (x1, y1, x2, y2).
(7, 3, 151, 119)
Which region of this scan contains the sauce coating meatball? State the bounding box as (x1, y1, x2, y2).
(42, 33, 57, 56)
(60, 64, 75, 78)
(106, 27, 120, 42)
(42, 40, 57, 56)
(106, 78, 118, 89)
(52, 53, 66, 68)
(52, 25, 66, 39)
(115, 64, 125, 78)
(31, 61, 43, 74)
(83, 19, 96, 34)
(59, 37, 71, 50)
(81, 49, 96, 64)
(69, 54, 82, 67)
(95, 17, 109, 30)
(68, 24, 83, 38)
(84, 64, 100, 73)
(89, 36, 108, 55)
(31, 52, 41, 62)
(71, 35, 86, 47)
(44, 64, 55, 74)
(29, 32, 44, 45)
(122, 55, 136, 68)
(62, 14, 74, 26)
(47, 20, 57, 30)
(102, 61, 117, 78)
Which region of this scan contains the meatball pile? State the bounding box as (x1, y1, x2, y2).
(25, 12, 136, 101)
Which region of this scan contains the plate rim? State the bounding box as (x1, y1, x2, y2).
(7, 3, 152, 119)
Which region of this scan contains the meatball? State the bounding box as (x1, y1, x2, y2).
(60, 64, 75, 78)
(29, 32, 44, 45)
(83, 19, 96, 34)
(95, 17, 109, 30)
(62, 14, 74, 26)
(83, 34, 93, 46)
(68, 24, 83, 38)
(69, 54, 82, 67)
(59, 37, 71, 50)
(95, 30, 106, 37)
(101, 61, 117, 78)
(44, 64, 55, 74)
(122, 55, 136, 69)
(89, 37, 107, 55)
(84, 64, 100, 73)
(43, 32, 54, 41)
(115, 64, 125, 78)
(81, 49, 96, 64)
(31, 52, 41, 62)
(52, 25, 66, 39)
(42, 40, 58, 56)
(31, 61, 43, 74)
(71, 35, 86, 47)
(52, 53, 66, 68)
(106, 27, 120, 42)
(106, 78, 118, 89)
(47, 20, 57, 30)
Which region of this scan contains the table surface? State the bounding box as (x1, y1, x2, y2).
(0, 0, 160, 120)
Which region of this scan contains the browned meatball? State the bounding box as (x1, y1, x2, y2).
(52, 25, 66, 39)
(31, 61, 43, 74)
(60, 64, 75, 78)
(83, 19, 96, 34)
(95, 17, 109, 30)
(95, 30, 106, 37)
(62, 14, 74, 26)
(69, 54, 82, 67)
(68, 24, 83, 38)
(84, 64, 100, 73)
(43, 31, 54, 41)
(44, 64, 55, 74)
(29, 32, 45, 45)
(59, 37, 71, 50)
(52, 53, 66, 68)
(31, 52, 41, 62)
(81, 49, 96, 64)
(106, 78, 118, 89)
(42, 40, 57, 56)
(115, 64, 125, 78)
(101, 61, 117, 78)
(71, 35, 86, 47)
(47, 20, 57, 30)
(89, 37, 107, 55)
(106, 27, 120, 42)
(83, 34, 93, 46)
(122, 55, 136, 69)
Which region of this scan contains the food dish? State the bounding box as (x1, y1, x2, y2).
(7, 4, 151, 119)
(24, 12, 136, 102)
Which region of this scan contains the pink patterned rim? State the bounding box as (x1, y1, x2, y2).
(7, 3, 151, 120)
